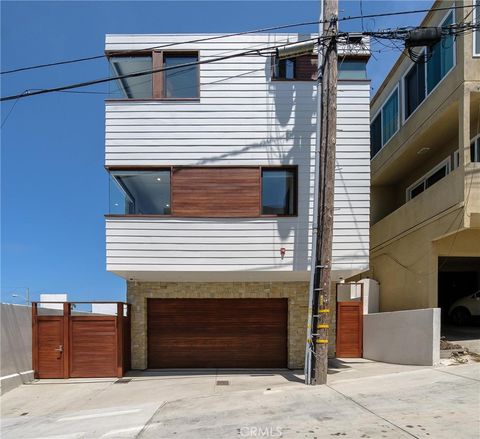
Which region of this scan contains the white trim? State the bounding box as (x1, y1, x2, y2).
(453, 149, 460, 169)
(474, 0, 480, 57)
(406, 157, 451, 201)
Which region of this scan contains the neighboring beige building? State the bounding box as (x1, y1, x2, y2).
(365, 0, 480, 321)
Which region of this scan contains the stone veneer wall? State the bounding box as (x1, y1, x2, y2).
(127, 281, 313, 370)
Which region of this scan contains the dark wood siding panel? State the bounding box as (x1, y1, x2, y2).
(147, 299, 287, 368)
(336, 302, 363, 358)
(69, 317, 117, 378)
(172, 167, 260, 217)
(296, 55, 317, 80)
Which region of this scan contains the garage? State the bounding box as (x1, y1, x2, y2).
(147, 298, 288, 368)
(438, 257, 480, 325)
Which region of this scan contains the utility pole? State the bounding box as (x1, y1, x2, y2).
(305, 0, 338, 385)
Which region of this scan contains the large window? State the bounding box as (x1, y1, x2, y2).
(108, 166, 297, 217)
(261, 168, 296, 215)
(404, 59, 426, 119)
(109, 51, 199, 99)
(406, 158, 450, 201)
(370, 87, 399, 157)
(427, 11, 455, 93)
(109, 170, 171, 214)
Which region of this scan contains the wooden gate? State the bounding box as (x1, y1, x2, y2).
(336, 283, 363, 358)
(32, 302, 130, 379)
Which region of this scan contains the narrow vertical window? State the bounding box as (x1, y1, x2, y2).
(164, 53, 199, 98)
(382, 89, 399, 145)
(475, 0, 480, 55)
(427, 11, 454, 93)
(404, 60, 426, 119)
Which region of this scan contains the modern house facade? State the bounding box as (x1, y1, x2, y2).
(368, 0, 480, 320)
(105, 33, 371, 369)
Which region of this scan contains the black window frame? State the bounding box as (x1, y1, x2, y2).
(260, 166, 298, 217)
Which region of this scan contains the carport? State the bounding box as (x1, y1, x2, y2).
(438, 257, 480, 323)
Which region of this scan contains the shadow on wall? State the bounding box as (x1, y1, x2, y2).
(196, 48, 316, 271)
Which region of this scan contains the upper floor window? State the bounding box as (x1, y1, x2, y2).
(109, 170, 171, 215)
(109, 51, 199, 100)
(475, 0, 480, 56)
(406, 158, 450, 201)
(404, 59, 426, 119)
(261, 168, 297, 215)
(272, 55, 317, 81)
(370, 87, 399, 157)
(426, 11, 455, 93)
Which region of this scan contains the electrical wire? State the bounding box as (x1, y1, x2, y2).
(1, 36, 332, 102)
(1, 3, 476, 76)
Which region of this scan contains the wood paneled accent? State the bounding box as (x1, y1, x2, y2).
(336, 302, 363, 358)
(36, 317, 64, 379)
(147, 298, 288, 368)
(296, 55, 318, 81)
(171, 167, 261, 217)
(69, 317, 118, 378)
(32, 302, 130, 379)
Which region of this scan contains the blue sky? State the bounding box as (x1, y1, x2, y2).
(1, 0, 431, 304)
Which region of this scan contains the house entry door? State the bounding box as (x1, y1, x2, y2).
(36, 317, 64, 378)
(336, 283, 363, 358)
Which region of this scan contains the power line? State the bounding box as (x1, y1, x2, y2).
(1, 3, 475, 76)
(0, 36, 329, 102)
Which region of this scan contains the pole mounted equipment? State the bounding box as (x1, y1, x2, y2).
(405, 27, 443, 48)
(276, 40, 317, 59)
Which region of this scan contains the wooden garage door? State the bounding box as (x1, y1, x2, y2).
(147, 299, 287, 368)
(69, 317, 117, 378)
(336, 302, 363, 358)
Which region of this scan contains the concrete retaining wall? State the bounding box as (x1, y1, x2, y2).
(363, 308, 441, 366)
(0, 304, 33, 394)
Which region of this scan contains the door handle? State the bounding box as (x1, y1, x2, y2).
(55, 345, 63, 352)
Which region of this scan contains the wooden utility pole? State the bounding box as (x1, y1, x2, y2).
(307, 0, 338, 385)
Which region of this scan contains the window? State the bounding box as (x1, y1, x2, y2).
(475, 1, 480, 55)
(427, 11, 455, 93)
(109, 170, 171, 214)
(109, 51, 199, 99)
(109, 55, 153, 99)
(406, 158, 450, 201)
(382, 89, 399, 145)
(164, 53, 199, 98)
(370, 87, 399, 157)
(404, 59, 426, 119)
(338, 59, 368, 80)
(272, 55, 317, 80)
(261, 168, 296, 215)
(471, 135, 480, 162)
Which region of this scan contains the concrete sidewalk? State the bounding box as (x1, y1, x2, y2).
(1, 361, 478, 438)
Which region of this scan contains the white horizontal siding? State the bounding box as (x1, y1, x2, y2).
(105, 33, 370, 276)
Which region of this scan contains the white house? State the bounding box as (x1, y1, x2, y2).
(104, 33, 371, 369)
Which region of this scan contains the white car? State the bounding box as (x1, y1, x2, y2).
(448, 290, 480, 326)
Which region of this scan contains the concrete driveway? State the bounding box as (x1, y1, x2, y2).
(1, 360, 479, 439)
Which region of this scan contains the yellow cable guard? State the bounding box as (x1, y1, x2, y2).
(316, 339, 329, 344)
(317, 324, 329, 329)
(318, 309, 330, 313)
